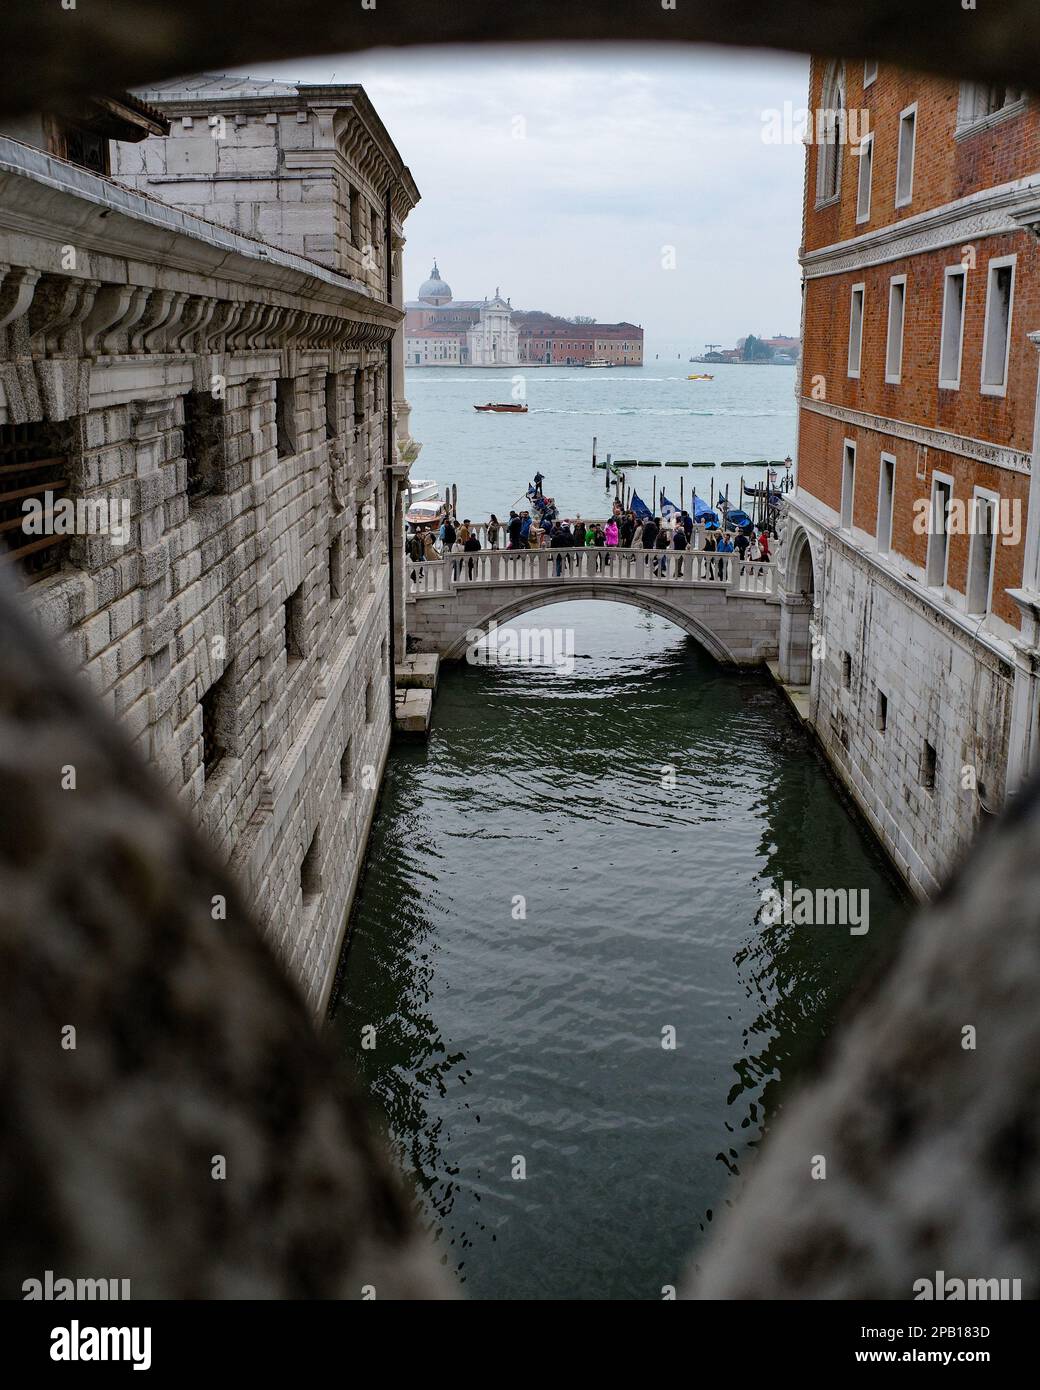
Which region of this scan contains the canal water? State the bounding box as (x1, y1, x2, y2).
(327, 601, 909, 1300)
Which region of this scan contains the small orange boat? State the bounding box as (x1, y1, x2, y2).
(474, 402, 528, 413)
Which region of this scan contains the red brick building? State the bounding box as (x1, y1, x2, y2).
(514, 311, 643, 365)
(779, 60, 1040, 895)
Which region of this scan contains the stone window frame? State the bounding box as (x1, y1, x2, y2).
(840, 438, 856, 532)
(876, 452, 896, 556)
(980, 253, 1016, 398)
(814, 59, 846, 210)
(925, 470, 955, 590)
(965, 484, 1000, 618)
(300, 825, 322, 914)
(895, 101, 917, 209)
(855, 130, 874, 224)
(885, 274, 907, 385)
(955, 82, 1028, 140)
(863, 58, 878, 89)
(847, 282, 865, 378)
(875, 688, 888, 733)
(284, 581, 306, 671)
(938, 263, 968, 391)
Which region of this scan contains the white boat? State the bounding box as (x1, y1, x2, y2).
(585, 359, 611, 369)
(407, 477, 438, 503)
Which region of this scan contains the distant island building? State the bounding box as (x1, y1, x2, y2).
(404, 262, 643, 366)
(699, 334, 800, 365)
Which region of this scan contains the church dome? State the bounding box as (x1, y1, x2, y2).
(418, 262, 452, 304)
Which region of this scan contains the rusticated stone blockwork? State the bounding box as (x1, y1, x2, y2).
(0, 90, 419, 1014)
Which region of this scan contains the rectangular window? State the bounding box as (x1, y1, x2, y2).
(841, 441, 856, 530)
(966, 490, 998, 617)
(353, 369, 365, 429)
(856, 132, 873, 223)
(349, 185, 361, 247)
(328, 534, 342, 600)
(921, 740, 937, 791)
(981, 257, 1015, 395)
(340, 738, 353, 799)
(183, 389, 225, 501)
(885, 276, 906, 383)
(325, 372, 339, 439)
(201, 667, 232, 779)
(877, 454, 895, 555)
(958, 82, 1026, 131)
(926, 474, 953, 588)
(365, 677, 375, 725)
(896, 104, 917, 207)
(284, 582, 304, 668)
(355, 503, 366, 560)
(863, 59, 878, 87)
(847, 284, 865, 378)
(275, 377, 296, 458)
(841, 651, 852, 689)
(939, 266, 967, 390)
(876, 689, 888, 733)
(301, 827, 321, 908)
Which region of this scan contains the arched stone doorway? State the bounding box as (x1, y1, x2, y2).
(778, 529, 816, 686)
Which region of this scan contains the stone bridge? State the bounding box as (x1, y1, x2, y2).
(406, 545, 780, 664)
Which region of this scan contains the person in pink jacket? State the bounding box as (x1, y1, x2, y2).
(604, 519, 619, 546)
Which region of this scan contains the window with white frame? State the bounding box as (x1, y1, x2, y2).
(815, 60, 846, 206)
(863, 58, 878, 88)
(895, 104, 917, 207)
(966, 489, 998, 616)
(886, 276, 906, 383)
(981, 255, 1015, 395)
(847, 284, 865, 377)
(938, 265, 967, 390)
(841, 441, 856, 530)
(926, 473, 953, 588)
(957, 82, 1026, 132)
(856, 132, 874, 223)
(877, 454, 895, 555)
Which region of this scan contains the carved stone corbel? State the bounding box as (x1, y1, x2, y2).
(144, 290, 188, 353)
(0, 265, 42, 333)
(130, 289, 174, 353)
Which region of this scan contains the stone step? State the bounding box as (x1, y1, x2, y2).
(396, 652, 439, 690)
(394, 686, 432, 736)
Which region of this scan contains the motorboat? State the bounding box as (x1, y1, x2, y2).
(473, 402, 528, 412)
(406, 477, 438, 502)
(687, 373, 715, 380)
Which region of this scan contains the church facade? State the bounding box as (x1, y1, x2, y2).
(403, 262, 642, 366)
(404, 264, 520, 366)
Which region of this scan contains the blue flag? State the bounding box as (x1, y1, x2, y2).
(630, 491, 652, 521)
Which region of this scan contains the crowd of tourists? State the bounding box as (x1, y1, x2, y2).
(407, 505, 773, 582)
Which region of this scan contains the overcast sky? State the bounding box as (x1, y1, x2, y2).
(239, 44, 809, 354)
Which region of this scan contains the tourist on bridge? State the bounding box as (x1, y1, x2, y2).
(734, 529, 751, 560)
(672, 521, 688, 578)
(654, 522, 670, 577)
(487, 513, 500, 549)
(423, 530, 439, 564)
(550, 520, 574, 576)
(703, 524, 718, 579)
(519, 511, 532, 547)
(757, 528, 771, 561)
(463, 524, 482, 580)
(631, 520, 644, 549)
(572, 517, 587, 547)
(507, 510, 521, 548)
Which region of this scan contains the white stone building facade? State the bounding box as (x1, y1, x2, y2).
(0, 78, 419, 1013)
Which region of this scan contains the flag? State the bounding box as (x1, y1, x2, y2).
(630, 492, 652, 521)
(660, 492, 679, 519)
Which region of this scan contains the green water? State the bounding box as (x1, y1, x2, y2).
(328, 602, 908, 1299)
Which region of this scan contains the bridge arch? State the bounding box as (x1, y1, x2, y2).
(778, 524, 818, 685)
(441, 586, 741, 664)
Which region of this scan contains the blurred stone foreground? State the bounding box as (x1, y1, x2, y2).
(1, 0, 1039, 1303)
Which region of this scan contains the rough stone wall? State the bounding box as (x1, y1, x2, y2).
(0, 138, 405, 1014)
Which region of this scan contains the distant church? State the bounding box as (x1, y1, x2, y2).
(404, 262, 520, 366)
